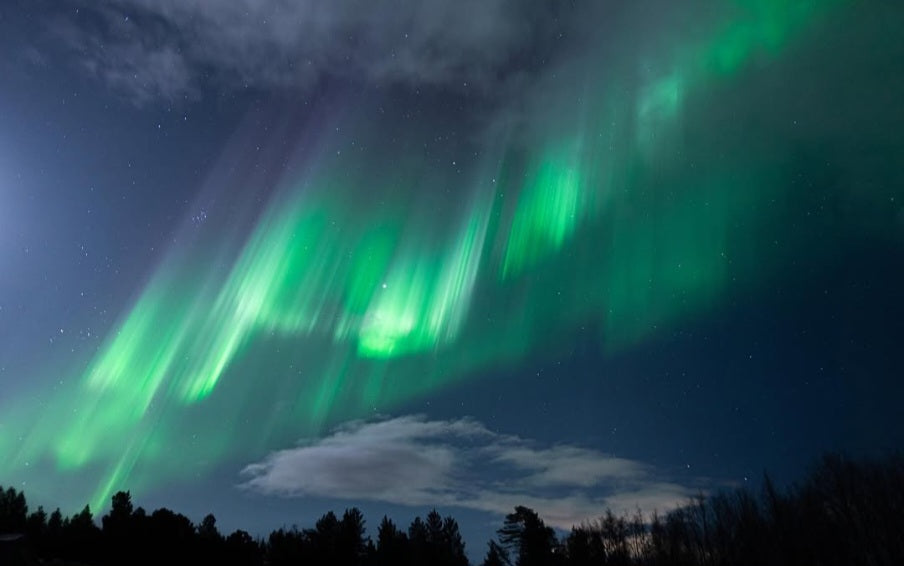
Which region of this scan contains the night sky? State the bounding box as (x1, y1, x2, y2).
(1, 0, 903, 553)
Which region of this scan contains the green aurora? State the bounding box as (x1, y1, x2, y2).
(6, 0, 896, 514)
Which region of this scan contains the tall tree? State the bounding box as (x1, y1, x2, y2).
(198, 513, 221, 540)
(225, 529, 260, 566)
(498, 506, 557, 566)
(409, 516, 429, 565)
(0, 486, 28, 532)
(268, 527, 307, 566)
(338, 507, 367, 566)
(306, 510, 341, 565)
(441, 515, 469, 566)
(565, 527, 592, 566)
(376, 515, 408, 566)
(482, 539, 510, 566)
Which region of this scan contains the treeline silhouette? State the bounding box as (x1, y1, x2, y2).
(1, 452, 902, 565)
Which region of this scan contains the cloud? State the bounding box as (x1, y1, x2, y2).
(241, 415, 697, 529)
(493, 445, 645, 488)
(50, 0, 574, 104)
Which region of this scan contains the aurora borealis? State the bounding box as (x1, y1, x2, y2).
(1, 0, 903, 545)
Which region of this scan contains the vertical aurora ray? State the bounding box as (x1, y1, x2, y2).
(357, 196, 490, 357)
(502, 141, 585, 278)
(0, 0, 858, 513)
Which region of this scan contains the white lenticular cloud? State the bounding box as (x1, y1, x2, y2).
(241, 415, 697, 529)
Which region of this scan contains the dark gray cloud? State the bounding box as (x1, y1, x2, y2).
(241, 415, 697, 528)
(49, 0, 576, 104)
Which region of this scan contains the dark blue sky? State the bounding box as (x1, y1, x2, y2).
(1, 0, 902, 556)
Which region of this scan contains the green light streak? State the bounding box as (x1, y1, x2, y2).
(503, 144, 584, 278)
(358, 196, 489, 357)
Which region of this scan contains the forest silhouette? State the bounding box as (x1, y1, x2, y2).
(1, 452, 902, 565)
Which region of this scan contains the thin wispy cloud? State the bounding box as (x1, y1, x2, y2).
(46, 0, 576, 105)
(241, 415, 697, 529)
